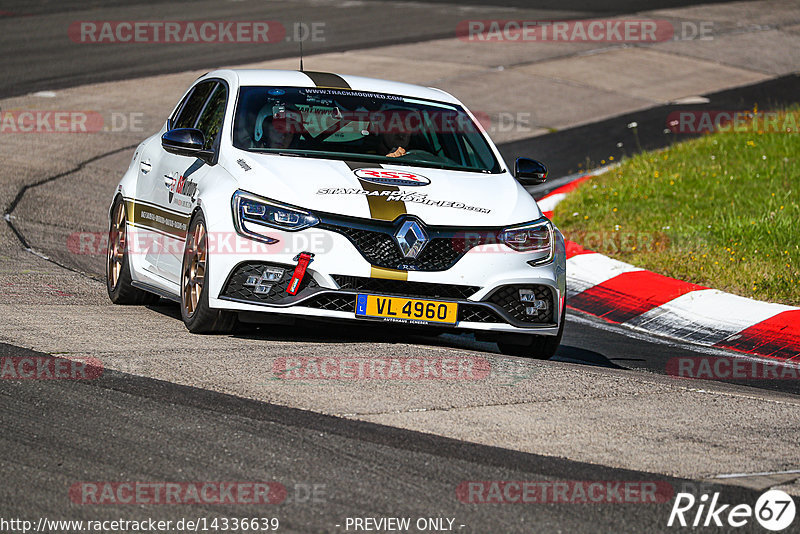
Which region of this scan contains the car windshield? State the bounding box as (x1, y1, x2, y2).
(232, 86, 502, 173)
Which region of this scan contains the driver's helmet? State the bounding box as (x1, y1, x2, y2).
(254, 102, 303, 144)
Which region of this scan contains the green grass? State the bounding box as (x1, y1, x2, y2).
(554, 110, 799, 305)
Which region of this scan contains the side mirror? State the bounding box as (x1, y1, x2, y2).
(514, 158, 548, 185)
(161, 128, 214, 163)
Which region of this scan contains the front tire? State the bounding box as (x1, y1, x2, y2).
(497, 299, 566, 360)
(180, 212, 237, 334)
(106, 198, 160, 305)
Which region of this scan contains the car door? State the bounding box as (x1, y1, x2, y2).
(132, 81, 214, 282)
(153, 80, 229, 282)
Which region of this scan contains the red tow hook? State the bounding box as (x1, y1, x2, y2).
(286, 252, 314, 295)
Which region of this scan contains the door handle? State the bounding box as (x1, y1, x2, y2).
(140, 160, 152, 174)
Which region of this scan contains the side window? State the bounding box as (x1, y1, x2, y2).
(195, 84, 227, 150)
(169, 91, 193, 128)
(172, 81, 215, 130)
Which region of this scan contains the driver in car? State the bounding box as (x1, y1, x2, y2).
(254, 104, 302, 149)
(381, 131, 411, 157)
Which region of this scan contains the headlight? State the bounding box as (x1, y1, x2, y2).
(232, 190, 319, 243)
(500, 219, 554, 264)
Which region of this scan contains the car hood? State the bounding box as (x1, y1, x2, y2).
(224, 151, 542, 227)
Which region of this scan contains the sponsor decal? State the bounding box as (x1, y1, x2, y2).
(167, 174, 197, 205)
(345, 161, 408, 221)
(354, 168, 430, 187)
(127, 200, 190, 238)
(237, 158, 252, 171)
(303, 87, 403, 101)
(317, 187, 491, 213)
(138, 210, 187, 233)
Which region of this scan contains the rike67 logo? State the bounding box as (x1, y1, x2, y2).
(668, 489, 795, 531)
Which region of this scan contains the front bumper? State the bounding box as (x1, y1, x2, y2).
(206, 221, 566, 335)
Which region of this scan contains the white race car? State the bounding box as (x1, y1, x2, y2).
(107, 69, 566, 358)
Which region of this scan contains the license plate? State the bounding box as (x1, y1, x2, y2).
(355, 294, 458, 325)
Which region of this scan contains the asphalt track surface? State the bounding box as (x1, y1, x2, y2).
(0, 0, 736, 99)
(0, 342, 771, 534)
(2, 1, 800, 532)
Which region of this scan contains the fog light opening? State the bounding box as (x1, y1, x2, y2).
(254, 284, 273, 295)
(244, 266, 286, 294)
(519, 289, 548, 315)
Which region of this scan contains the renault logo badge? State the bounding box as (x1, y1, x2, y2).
(394, 220, 428, 259)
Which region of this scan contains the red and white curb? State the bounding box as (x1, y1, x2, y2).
(539, 172, 800, 363)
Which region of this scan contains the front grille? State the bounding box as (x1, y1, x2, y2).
(304, 293, 356, 312)
(325, 225, 464, 271)
(319, 217, 498, 272)
(221, 261, 317, 304)
(304, 293, 503, 325)
(488, 285, 554, 324)
(332, 275, 479, 300)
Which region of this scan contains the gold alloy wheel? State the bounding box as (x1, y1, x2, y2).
(182, 221, 207, 317)
(107, 202, 126, 290)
